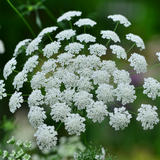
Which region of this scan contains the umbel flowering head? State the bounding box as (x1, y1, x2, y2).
(1, 10, 160, 150)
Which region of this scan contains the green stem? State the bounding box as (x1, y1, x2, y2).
(110, 102, 137, 115)
(69, 20, 74, 42)
(113, 21, 119, 32)
(47, 34, 53, 42)
(84, 26, 86, 33)
(12, 70, 19, 73)
(22, 94, 30, 96)
(126, 66, 134, 71)
(105, 21, 119, 47)
(110, 102, 121, 108)
(34, 0, 57, 23)
(69, 20, 73, 29)
(44, 7, 57, 22)
(7, 0, 36, 38)
(56, 122, 62, 131)
(130, 71, 136, 75)
(81, 132, 89, 148)
(126, 43, 136, 54)
(105, 38, 111, 47)
(7, 94, 13, 96)
(148, 63, 160, 70)
(135, 87, 143, 90)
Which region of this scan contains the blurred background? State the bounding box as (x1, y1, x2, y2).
(1, 0, 160, 159)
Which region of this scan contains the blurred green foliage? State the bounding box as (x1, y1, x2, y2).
(1, 0, 160, 159)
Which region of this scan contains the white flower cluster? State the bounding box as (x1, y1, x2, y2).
(126, 33, 145, 50)
(108, 14, 131, 27)
(101, 30, 120, 42)
(143, 77, 160, 100)
(110, 45, 127, 59)
(128, 53, 148, 73)
(0, 39, 5, 54)
(2, 10, 160, 150)
(9, 91, 23, 113)
(109, 107, 132, 130)
(136, 104, 159, 130)
(74, 18, 97, 27)
(0, 80, 7, 99)
(34, 124, 58, 150)
(0, 26, 5, 54)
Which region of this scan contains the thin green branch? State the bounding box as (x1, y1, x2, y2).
(148, 63, 160, 70)
(105, 21, 119, 47)
(126, 43, 136, 54)
(56, 122, 62, 131)
(110, 102, 137, 115)
(113, 21, 119, 32)
(7, 0, 36, 38)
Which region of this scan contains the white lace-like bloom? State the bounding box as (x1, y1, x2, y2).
(87, 101, 108, 123)
(28, 89, 44, 107)
(3, 57, 17, 80)
(128, 53, 148, 73)
(126, 33, 145, 50)
(30, 72, 46, 89)
(77, 67, 93, 78)
(113, 69, 131, 84)
(73, 91, 93, 110)
(60, 88, 75, 106)
(44, 77, 61, 91)
(65, 42, 84, 54)
(9, 91, 23, 113)
(88, 43, 107, 57)
(74, 18, 96, 27)
(76, 33, 96, 43)
(114, 83, 136, 105)
(56, 29, 76, 41)
(136, 104, 159, 130)
(92, 70, 111, 85)
(0, 80, 7, 99)
(42, 41, 61, 58)
(95, 147, 105, 160)
(96, 84, 114, 103)
(34, 124, 58, 150)
(54, 68, 69, 80)
(86, 55, 101, 70)
(110, 45, 127, 59)
(28, 106, 47, 129)
(77, 77, 94, 92)
(100, 30, 120, 42)
(64, 113, 86, 136)
(45, 88, 61, 106)
(50, 102, 71, 122)
(143, 77, 160, 100)
(63, 72, 79, 89)
(101, 60, 117, 74)
(38, 26, 58, 37)
(0, 39, 5, 54)
(26, 37, 42, 55)
(41, 58, 57, 73)
(57, 11, 82, 22)
(156, 52, 160, 61)
(13, 39, 31, 57)
(65, 63, 76, 72)
(23, 55, 39, 73)
(108, 14, 131, 27)
(57, 53, 74, 67)
(72, 55, 87, 70)
(12, 70, 27, 91)
(109, 107, 132, 130)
